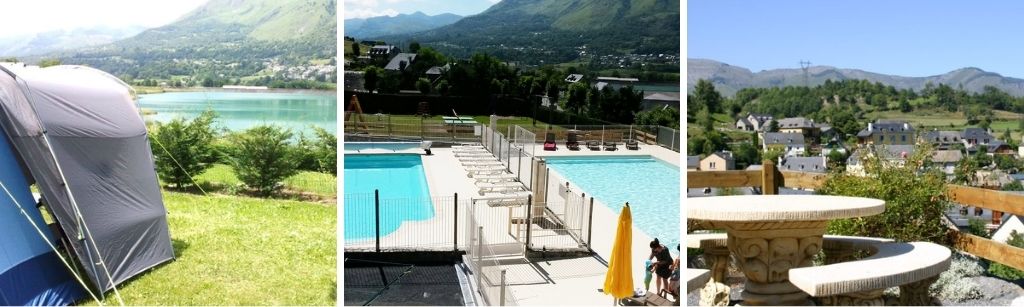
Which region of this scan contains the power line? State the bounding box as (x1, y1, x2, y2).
(799, 60, 811, 87)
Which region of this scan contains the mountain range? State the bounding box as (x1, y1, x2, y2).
(29, 0, 336, 83)
(0, 26, 146, 57)
(344, 12, 461, 39)
(688, 58, 1024, 97)
(374, 0, 680, 65)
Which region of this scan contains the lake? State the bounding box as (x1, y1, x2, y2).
(138, 91, 337, 136)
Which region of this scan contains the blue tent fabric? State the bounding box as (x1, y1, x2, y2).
(0, 124, 84, 305)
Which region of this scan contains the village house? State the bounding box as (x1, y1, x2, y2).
(983, 140, 1015, 156)
(641, 92, 681, 111)
(776, 117, 826, 145)
(846, 145, 916, 176)
(856, 120, 915, 145)
(425, 64, 450, 81)
(781, 156, 828, 173)
(762, 132, 806, 157)
(921, 130, 963, 150)
(992, 215, 1024, 245)
(736, 112, 773, 131)
(931, 149, 964, 178)
(384, 53, 417, 71)
(594, 76, 638, 91)
(699, 151, 735, 171)
(687, 155, 700, 171)
(369, 45, 399, 61)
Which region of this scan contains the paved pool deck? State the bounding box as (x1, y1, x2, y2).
(344, 142, 681, 305)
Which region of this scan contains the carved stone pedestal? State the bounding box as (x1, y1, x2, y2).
(699, 246, 731, 306)
(723, 221, 827, 306)
(899, 276, 939, 306)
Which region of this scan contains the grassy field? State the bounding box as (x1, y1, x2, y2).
(868, 108, 1024, 140)
(195, 164, 337, 198)
(83, 191, 336, 305)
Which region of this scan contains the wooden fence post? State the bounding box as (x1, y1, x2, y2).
(762, 160, 779, 195)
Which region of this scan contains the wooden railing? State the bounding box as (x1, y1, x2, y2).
(687, 160, 1024, 271)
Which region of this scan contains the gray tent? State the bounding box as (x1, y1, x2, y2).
(0, 64, 173, 297)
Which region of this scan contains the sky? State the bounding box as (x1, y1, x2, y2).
(344, 0, 499, 19)
(0, 0, 208, 38)
(689, 1, 1024, 78)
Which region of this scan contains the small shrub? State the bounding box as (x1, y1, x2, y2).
(966, 218, 990, 238)
(820, 143, 950, 243)
(149, 110, 218, 188)
(931, 253, 985, 302)
(227, 125, 300, 197)
(294, 127, 336, 175)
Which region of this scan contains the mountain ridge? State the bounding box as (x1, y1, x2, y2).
(344, 11, 462, 39)
(31, 0, 336, 85)
(375, 0, 680, 65)
(688, 58, 1024, 97)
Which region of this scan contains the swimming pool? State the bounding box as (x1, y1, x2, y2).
(345, 142, 422, 153)
(545, 156, 680, 252)
(344, 154, 434, 240)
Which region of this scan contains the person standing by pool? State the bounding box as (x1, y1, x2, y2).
(648, 238, 673, 294)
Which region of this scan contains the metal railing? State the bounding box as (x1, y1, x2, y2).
(483, 126, 535, 190)
(466, 203, 520, 306)
(343, 191, 468, 252)
(536, 167, 594, 251)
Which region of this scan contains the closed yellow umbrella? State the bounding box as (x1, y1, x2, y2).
(603, 203, 634, 301)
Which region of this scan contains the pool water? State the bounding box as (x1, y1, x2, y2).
(545, 156, 680, 252)
(344, 154, 434, 240)
(345, 142, 421, 152)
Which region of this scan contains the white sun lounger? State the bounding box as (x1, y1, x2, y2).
(476, 181, 524, 189)
(463, 161, 504, 167)
(478, 185, 526, 196)
(459, 156, 497, 160)
(473, 174, 518, 183)
(453, 147, 488, 152)
(477, 191, 532, 206)
(455, 152, 494, 158)
(466, 168, 508, 178)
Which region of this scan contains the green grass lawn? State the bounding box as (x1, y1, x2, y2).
(84, 191, 336, 305)
(194, 164, 337, 198)
(868, 108, 1024, 141)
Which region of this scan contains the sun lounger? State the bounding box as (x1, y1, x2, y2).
(473, 174, 518, 183)
(462, 160, 501, 165)
(586, 140, 601, 151)
(543, 132, 556, 151)
(478, 185, 527, 196)
(466, 167, 505, 173)
(475, 192, 531, 207)
(603, 141, 618, 151)
(626, 139, 639, 150)
(476, 181, 525, 190)
(458, 156, 499, 162)
(455, 152, 494, 157)
(566, 131, 580, 150)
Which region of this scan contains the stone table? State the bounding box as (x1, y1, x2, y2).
(687, 195, 885, 306)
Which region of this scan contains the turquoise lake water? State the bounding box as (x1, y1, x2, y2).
(138, 91, 337, 136)
(546, 156, 681, 252)
(343, 154, 434, 240)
